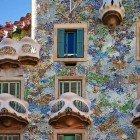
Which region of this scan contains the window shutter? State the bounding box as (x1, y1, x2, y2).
(58, 135, 64, 140)
(75, 134, 82, 140)
(77, 29, 84, 58)
(58, 29, 65, 58)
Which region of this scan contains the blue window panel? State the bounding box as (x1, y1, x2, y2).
(77, 29, 84, 58)
(65, 31, 77, 58)
(58, 29, 65, 58)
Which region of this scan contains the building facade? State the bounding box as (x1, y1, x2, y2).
(1, 0, 140, 140)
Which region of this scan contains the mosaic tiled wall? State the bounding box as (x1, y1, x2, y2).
(23, 0, 140, 139)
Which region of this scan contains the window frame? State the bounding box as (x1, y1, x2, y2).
(55, 76, 86, 99)
(53, 129, 87, 140)
(58, 134, 81, 140)
(137, 75, 140, 99)
(0, 77, 24, 100)
(0, 81, 21, 98)
(0, 134, 20, 140)
(136, 19, 140, 60)
(54, 23, 87, 62)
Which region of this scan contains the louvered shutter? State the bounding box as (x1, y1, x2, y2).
(58, 135, 64, 140)
(77, 29, 84, 58)
(57, 29, 65, 58)
(75, 134, 82, 140)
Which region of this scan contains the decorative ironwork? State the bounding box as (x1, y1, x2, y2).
(0, 46, 16, 55)
(22, 44, 36, 54)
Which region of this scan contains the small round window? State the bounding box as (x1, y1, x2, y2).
(73, 100, 89, 113)
(9, 101, 26, 113)
(51, 100, 65, 113)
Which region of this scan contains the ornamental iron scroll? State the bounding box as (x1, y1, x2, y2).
(0, 46, 16, 55)
(22, 44, 37, 54)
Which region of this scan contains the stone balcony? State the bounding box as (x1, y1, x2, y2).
(0, 93, 30, 133)
(48, 92, 92, 129)
(0, 37, 41, 68)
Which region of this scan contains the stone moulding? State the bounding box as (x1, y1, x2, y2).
(0, 36, 41, 68)
(48, 92, 92, 129)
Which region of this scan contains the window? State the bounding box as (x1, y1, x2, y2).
(54, 24, 87, 62)
(0, 81, 21, 98)
(0, 135, 19, 140)
(136, 19, 140, 60)
(53, 129, 86, 140)
(59, 80, 82, 97)
(58, 134, 81, 140)
(55, 76, 86, 99)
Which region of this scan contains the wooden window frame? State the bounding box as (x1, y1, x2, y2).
(0, 81, 21, 98)
(55, 76, 86, 99)
(136, 19, 140, 60)
(0, 77, 24, 100)
(0, 134, 20, 140)
(53, 23, 88, 62)
(53, 129, 87, 140)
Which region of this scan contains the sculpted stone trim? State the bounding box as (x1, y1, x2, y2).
(0, 46, 16, 55)
(0, 59, 20, 69)
(18, 56, 40, 65)
(0, 112, 29, 126)
(49, 111, 91, 129)
(22, 44, 37, 54)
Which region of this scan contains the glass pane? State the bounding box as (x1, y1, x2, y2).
(71, 82, 77, 94)
(0, 136, 3, 140)
(2, 83, 8, 93)
(0, 83, 1, 94)
(59, 82, 63, 95)
(17, 83, 20, 98)
(10, 83, 16, 96)
(67, 32, 75, 54)
(4, 136, 7, 140)
(13, 136, 19, 140)
(8, 136, 12, 140)
(75, 134, 82, 140)
(78, 82, 82, 96)
(58, 135, 64, 140)
(64, 135, 75, 140)
(64, 82, 69, 93)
